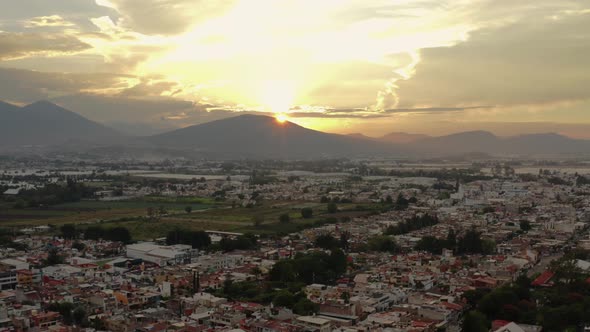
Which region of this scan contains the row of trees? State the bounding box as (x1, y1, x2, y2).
(269, 250, 348, 285)
(214, 279, 318, 316)
(165, 229, 211, 249)
(314, 233, 351, 251)
(61, 224, 132, 243)
(14, 179, 95, 208)
(414, 228, 496, 255)
(385, 214, 439, 235)
(218, 233, 258, 251)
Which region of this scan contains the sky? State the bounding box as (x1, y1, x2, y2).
(0, 0, 589, 137)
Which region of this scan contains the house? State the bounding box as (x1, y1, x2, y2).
(493, 321, 542, 332)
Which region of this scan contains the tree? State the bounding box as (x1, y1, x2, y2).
(166, 229, 211, 249)
(106, 227, 132, 243)
(252, 215, 264, 228)
(341, 291, 351, 304)
(279, 213, 290, 223)
(327, 202, 338, 213)
(84, 226, 104, 240)
(315, 234, 339, 249)
(250, 266, 262, 280)
(60, 224, 77, 240)
(519, 220, 531, 232)
(220, 234, 258, 251)
(385, 195, 393, 204)
(301, 207, 313, 219)
(48, 302, 75, 325)
(273, 290, 295, 307)
(368, 236, 399, 253)
(415, 236, 446, 254)
(72, 307, 87, 326)
(147, 207, 156, 219)
(340, 231, 351, 250)
(185, 206, 192, 214)
(446, 228, 457, 249)
(457, 227, 487, 254)
(72, 241, 85, 251)
(550, 259, 583, 284)
(462, 311, 489, 332)
(395, 193, 409, 210)
(45, 248, 64, 266)
(158, 206, 168, 216)
(293, 298, 319, 315)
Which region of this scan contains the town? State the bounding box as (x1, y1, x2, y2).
(1, 157, 590, 332)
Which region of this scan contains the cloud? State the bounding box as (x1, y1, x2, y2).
(0, 32, 91, 60)
(0, 67, 133, 101)
(25, 15, 74, 27)
(395, 9, 590, 108)
(384, 106, 489, 114)
(96, 0, 236, 35)
(280, 106, 489, 119)
(51, 93, 243, 130)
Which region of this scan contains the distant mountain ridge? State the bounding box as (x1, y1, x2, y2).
(412, 130, 590, 155)
(0, 99, 589, 158)
(147, 114, 399, 158)
(0, 100, 123, 148)
(379, 132, 431, 143)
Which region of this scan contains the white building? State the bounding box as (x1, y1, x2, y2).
(126, 242, 197, 266)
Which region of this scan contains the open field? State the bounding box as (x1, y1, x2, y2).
(0, 196, 218, 226)
(0, 197, 379, 240)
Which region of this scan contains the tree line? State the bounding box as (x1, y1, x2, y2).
(385, 214, 439, 235)
(414, 227, 496, 255)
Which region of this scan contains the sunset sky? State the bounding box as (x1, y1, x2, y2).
(1, 0, 589, 137)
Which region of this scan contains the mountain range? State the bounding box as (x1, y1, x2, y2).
(1, 100, 589, 158)
(0, 100, 122, 148)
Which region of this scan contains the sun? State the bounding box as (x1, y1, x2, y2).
(275, 113, 289, 124)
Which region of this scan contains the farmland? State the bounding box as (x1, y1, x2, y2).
(0, 197, 378, 240)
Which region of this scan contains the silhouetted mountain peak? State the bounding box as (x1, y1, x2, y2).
(0, 99, 122, 148)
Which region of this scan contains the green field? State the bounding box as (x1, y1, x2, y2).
(0, 197, 378, 240)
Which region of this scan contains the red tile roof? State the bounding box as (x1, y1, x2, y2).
(531, 270, 554, 286)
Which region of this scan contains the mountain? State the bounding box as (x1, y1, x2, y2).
(379, 132, 430, 143)
(347, 133, 377, 140)
(1, 99, 589, 158)
(412, 131, 499, 153)
(148, 114, 400, 158)
(409, 131, 590, 156)
(0, 100, 123, 148)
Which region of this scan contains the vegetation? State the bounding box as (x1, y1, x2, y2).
(14, 179, 95, 208)
(279, 213, 291, 223)
(44, 248, 65, 266)
(213, 280, 318, 315)
(165, 229, 211, 249)
(218, 233, 258, 251)
(47, 302, 88, 326)
(367, 235, 400, 253)
(414, 228, 495, 255)
(457, 227, 496, 255)
(385, 214, 439, 235)
(314, 234, 340, 250)
(269, 250, 348, 284)
(462, 251, 590, 331)
(327, 202, 338, 213)
(82, 226, 132, 243)
(300, 207, 313, 219)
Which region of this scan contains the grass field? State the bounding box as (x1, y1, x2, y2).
(0, 196, 218, 226)
(0, 197, 379, 240)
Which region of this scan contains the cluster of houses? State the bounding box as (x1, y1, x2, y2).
(1, 160, 590, 331)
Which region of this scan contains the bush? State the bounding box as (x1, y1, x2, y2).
(301, 207, 313, 219)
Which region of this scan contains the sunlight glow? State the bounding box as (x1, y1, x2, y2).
(275, 113, 289, 123)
